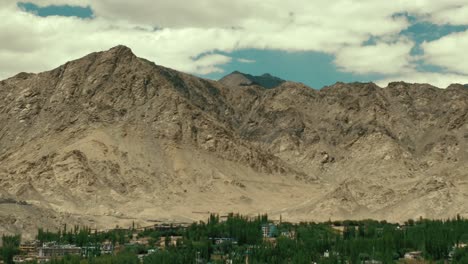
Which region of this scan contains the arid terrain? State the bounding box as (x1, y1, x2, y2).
(1, 46, 467, 238)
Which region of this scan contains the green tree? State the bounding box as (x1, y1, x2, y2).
(1, 235, 20, 264)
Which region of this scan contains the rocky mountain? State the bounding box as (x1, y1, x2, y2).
(0, 46, 467, 237)
(219, 71, 285, 89)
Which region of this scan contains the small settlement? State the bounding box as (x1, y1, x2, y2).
(12, 240, 111, 263)
(8, 221, 296, 263)
(3, 217, 468, 264)
(9, 223, 190, 263)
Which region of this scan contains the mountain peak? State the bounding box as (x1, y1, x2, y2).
(108, 45, 134, 54)
(89, 45, 137, 63)
(219, 71, 285, 89)
(99, 45, 137, 61)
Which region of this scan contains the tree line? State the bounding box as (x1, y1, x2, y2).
(2, 214, 468, 263)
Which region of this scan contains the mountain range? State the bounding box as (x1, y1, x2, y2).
(0, 46, 467, 238)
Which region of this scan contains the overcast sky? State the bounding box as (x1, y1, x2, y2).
(2, 1, 468, 88)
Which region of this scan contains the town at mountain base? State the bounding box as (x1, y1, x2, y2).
(0, 46, 467, 238)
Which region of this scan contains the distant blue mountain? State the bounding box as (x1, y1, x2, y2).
(219, 71, 285, 89)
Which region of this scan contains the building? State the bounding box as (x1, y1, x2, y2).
(13, 255, 36, 263)
(38, 245, 82, 258)
(363, 260, 382, 264)
(101, 242, 114, 254)
(263, 237, 277, 246)
(331, 225, 345, 233)
(145, 223, 189, 232)
(81, 245, 100, 257)
(404, 251, 422, 259)
(280, 230, 296, 239)
(455, 243, 467, 249)
(158, 236, 183, 248)
(261, 223, 277, 238)
(130, 236, 150, 246)
(210, 237, 237, 245)
(19, 240, 40, 256)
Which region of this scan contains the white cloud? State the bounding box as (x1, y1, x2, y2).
(191, 54, 232, 74)
(427, 5, 468, 25)
(237, 58, 255, 64)
(421, 31, 468, 74)
(334, 39, 414, 74)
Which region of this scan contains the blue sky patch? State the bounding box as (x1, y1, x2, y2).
(200, 50, 384, 89)
(17, 2, 93, 18)
(402, 19, 468, 55)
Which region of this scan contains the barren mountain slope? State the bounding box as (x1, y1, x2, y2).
(0, 46, 319, 236)
(226, 81, 468, 221)
(0, 46, 467, 236)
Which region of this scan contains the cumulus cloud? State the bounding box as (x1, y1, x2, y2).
(191, 54, 232, 74)
(421, 31, 468, 74)
(0, 0, 468, 86)
(334, 39, 414, 74)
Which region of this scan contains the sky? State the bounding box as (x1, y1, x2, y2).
(2, 1, 468, 88)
